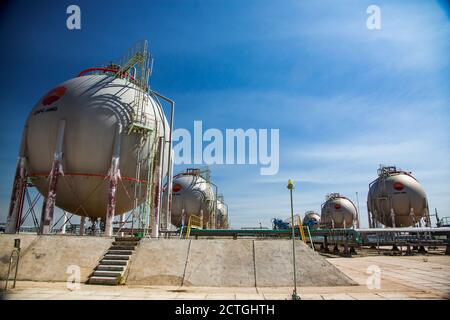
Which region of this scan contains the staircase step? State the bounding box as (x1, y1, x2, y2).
(89, 276, 119, 285)
(100, 259, 128, 265)
(115, 237, 141, 242)
(103, 254, 130, 260)
(107, 250, 133, 255)
(96, 265, 125, 272)
(111, 244, 137, 250)
(93, 270, 122, 277)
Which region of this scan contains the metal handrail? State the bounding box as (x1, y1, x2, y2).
(5, 248, 20, 290)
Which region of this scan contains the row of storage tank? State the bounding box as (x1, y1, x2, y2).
(302, 166, 430, 229)
(4, 42, 429, 234)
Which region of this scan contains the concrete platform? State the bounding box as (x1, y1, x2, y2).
(2, 255, 449, 299)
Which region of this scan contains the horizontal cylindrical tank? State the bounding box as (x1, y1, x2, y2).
(25, 74, 170, 219)
(303, 211, 320, 229)
(321, 193, 356, 228)
(163, 169, 216, 228)
(367, 166, 428, 227)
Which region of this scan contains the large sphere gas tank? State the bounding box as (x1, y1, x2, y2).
(303, 211, 320, 229)
(216, 200, 229, 229)
(367, 166, 428, 227)
(25, 74, 169, 219)
(321, 193, 356, 228)
(164, 170, 215, 227)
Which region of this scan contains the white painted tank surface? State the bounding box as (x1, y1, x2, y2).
(367, 166, 428, 227)
(320, 193, 356, 228)
(163, 169, 216, 227)
(25, 73, 170, 219)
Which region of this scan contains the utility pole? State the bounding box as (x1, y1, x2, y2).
(288, 179, 300, 300)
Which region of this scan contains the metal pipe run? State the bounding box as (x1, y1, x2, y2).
(151, 91, 175, 231)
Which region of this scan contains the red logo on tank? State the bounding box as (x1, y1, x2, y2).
(334, 204, 341, 209)
(173, 184, 182, 192)
(42, 86, 66, 105)
(393, 182, 404, 191)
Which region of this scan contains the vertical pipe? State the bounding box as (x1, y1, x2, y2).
(40, 120, 66, 235)
(79, 216, 85, 236)
(355, 192, 360, 228)
(151, 137, 163, 238)
(61, 211, 67, 234)
(152, 91, 175, 232)
(105, 123, 122, 237)
(6, 126, 28, 234)
(166, 149, 174, 230)
(166, 100, 175, 230)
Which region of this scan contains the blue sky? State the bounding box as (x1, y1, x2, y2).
(0, 0, 449, 228)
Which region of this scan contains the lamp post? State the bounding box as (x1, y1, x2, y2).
(287, 179, 300, 300)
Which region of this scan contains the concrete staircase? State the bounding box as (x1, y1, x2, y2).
(88, 237, 141, 285)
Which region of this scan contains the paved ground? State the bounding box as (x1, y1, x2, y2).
(1, 255, 448, 300)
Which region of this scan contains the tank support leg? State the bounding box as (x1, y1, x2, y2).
(91, 218, 99, 236)
(105, 124, 122, 237)
(409, 208, 416, 226)
(79, 216, 85, 236)
(446, 235, 450, 255)
(6, 157, 27, 234)
(6, 126, 28, 234)
(390, 209, 396, 228)
(40, 120, 66, 235)
(405, 244, 413, 256)
(323, 236, 330, 252)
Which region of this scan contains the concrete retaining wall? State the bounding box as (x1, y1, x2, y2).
(126, 239, 190, 286)
(0, 234, 113, 282)
(127, 238, 355, 287)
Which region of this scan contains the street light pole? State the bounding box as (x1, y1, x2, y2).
(287, 179, 300, 300)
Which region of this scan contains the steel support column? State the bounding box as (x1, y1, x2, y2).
(40, 120, 66, 235)
(105, 123, 122, 237)
(6, 126, 28, 234)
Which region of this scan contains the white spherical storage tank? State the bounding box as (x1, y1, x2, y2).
(367, 166, 429, 227)
(25, 74, 169, 219)
(162, 169, 216, 228)
(320, 193, 357, 229)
